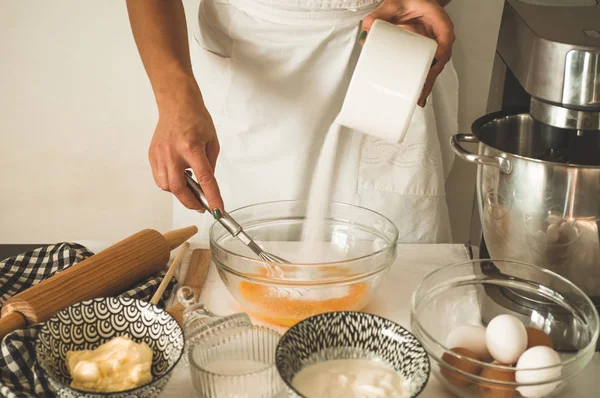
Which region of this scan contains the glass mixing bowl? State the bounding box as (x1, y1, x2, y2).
(411, 260, 600, 398)
(209, 201, 398, 326)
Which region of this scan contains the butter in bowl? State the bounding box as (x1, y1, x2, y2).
(35, 297, 184, 398)
(275, 311, 431, 398)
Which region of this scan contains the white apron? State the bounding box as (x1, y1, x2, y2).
(172, 0, 459, 243)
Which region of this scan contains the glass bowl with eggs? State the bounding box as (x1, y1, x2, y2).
(209, 201, 398, 327)
(411, 260, 599, 398)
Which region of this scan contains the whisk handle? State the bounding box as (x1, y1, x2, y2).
(184, 171, 243, 236)
(218, 214, 243, 236)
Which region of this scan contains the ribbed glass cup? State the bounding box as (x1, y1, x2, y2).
(189, 326, 283, 398)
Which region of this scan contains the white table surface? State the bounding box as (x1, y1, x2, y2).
(81, 241, 596, 398)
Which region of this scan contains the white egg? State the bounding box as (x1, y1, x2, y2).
(446, 324, 492, 361)
(485, 314, 527, 364)
(516, 346, 562, 398)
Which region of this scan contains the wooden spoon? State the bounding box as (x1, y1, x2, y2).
(150, 242, 190, 305)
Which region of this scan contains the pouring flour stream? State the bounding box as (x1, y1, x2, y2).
(299, 20, 437, 261)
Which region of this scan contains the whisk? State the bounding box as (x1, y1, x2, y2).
(184, 170, 290, 265)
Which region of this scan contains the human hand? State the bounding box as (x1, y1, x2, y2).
(361, 0, 455, 107)
(149, 87, 224, 217)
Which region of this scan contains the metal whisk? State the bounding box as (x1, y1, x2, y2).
(184, 171, 290, 264)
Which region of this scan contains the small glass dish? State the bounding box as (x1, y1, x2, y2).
(178, 287, 284, 397)
(178, 286, 253, 367)
(189, 325, 283, 398)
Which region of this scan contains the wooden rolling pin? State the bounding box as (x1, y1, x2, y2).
(0, 226, 198, 341)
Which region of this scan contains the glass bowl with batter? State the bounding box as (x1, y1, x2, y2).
(209, 200, 399, 327)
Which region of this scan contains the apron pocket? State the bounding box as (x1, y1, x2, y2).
(355, 103, 452, 242)
(357, 103, 445, 196)
(191, 0, 236, 134)
(195, 0, 234, 58)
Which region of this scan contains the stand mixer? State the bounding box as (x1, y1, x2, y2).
(485, 0, 599, 129)
(452, 0, 600, 348)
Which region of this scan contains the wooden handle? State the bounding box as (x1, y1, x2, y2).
(0, 312, 26, 342)
(0, 226, 198, 338)
(150, 242, 190, 305)
(163, 226, 198, 251)
(167, 249, 211, 326)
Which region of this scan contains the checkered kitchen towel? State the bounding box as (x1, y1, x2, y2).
(0, 243, 176, 398)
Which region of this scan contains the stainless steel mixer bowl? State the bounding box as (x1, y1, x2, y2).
(451, 110, 600, 310)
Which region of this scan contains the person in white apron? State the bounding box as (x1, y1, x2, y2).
(126, 0, 458, 243)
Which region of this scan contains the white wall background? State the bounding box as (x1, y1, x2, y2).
(0, 0, 171, 243)
(0, 0, 503, 245)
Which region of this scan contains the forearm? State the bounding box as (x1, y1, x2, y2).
(126, 0, 200, 111)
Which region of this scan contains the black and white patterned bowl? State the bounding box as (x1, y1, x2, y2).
(35, 297, 184, 398)
(275, 311, 430, 397)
